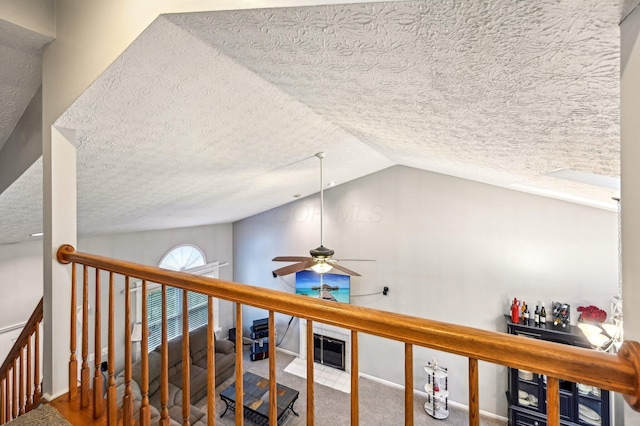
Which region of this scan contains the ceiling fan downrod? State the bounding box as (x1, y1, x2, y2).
(316, 151, 326, 250)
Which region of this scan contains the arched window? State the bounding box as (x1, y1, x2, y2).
(146, 244, 220, 350)
(158, 244, 206, 271)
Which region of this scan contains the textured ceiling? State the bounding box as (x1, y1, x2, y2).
(169, 1, 620, 199)
(0, 18, 52, 151)
(53, 17, 393, 238)
(0, 0, 631, 244)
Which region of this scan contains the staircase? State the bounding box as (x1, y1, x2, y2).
(0, 299, 42, 425)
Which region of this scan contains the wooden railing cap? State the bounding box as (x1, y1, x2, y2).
(56, 244, 640, 411)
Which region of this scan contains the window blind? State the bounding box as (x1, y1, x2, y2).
(146, 286, 212, 351)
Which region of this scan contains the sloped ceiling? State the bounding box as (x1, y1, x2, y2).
(0, 18, 51, 151)
(0, 0, 630, 244)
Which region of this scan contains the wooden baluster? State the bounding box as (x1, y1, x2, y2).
(6, 372, 10, 421)
(33, 323, 40, 406)
(4, 374, 8, 423)
(1, 376, 5, 424)
(80, 265, 90, 408)
(468, 358, 479, 426)
(547, 376, 560, 426)
(107, 272, 117, 426)
(123, 277, 133, 425)
(306, 320, 314, 426)
(268, 311, 276, 426)
(69, 262, 78, 400)
(206, 296, 216, 426)
(351, 330, 359, 426)
(18, 347, 24, 415)
(93, 269, 104, 418)
(235, 304, 244, 426)
(12, 360, 17, 419)
(139, 280, 151, 426)
(181, 290, 191, 426)
(26, 337, 32, 412)
(159, 285, 170, 426)
(404, 343, 413, 426)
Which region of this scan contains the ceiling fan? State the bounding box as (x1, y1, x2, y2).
(272, 152, 367, 278)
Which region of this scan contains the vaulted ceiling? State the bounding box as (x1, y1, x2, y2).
(1, 0, 636, 244)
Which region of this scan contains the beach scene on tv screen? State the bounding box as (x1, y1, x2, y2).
(295, 270, 350, 303)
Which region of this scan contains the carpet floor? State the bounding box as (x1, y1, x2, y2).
(5, 404, 72, 426)
(195, 350, 507, 426)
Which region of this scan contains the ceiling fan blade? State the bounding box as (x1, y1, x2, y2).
(273, 256, 313, 262)
(329, 263, 361, 277)
(331, 258, 376, 262)
(272, 260, 316, 277)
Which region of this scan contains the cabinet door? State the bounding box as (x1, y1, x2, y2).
(576, 384, 604, 426)
(516, 370, 542, 413)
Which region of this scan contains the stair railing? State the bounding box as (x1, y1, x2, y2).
(0, 298, 43, 425)
(56, 245, 640, 426)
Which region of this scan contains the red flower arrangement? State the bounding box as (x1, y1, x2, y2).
(577, 305, 607, 323)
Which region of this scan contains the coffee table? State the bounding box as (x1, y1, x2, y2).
(220, 371, 299, 425)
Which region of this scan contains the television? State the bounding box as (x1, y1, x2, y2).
(295, 270, 350, 303)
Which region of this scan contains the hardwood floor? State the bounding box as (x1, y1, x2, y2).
(50, 390, 120, 426)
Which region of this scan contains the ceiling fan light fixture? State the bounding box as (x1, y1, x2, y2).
(311, 261, 333, 274)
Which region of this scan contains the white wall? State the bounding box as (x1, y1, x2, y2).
(0, 0, 55, 37)
(233, 165, 618, 417)
(0, 239, 42, 329)
(620, 3, 640, 424)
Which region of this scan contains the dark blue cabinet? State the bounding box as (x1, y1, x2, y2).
(505, 316, 610, 426)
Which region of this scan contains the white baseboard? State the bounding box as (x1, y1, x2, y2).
(42, 388, 68, 402)
(275, 347, 298, 357)
(359, 372, 507, 423)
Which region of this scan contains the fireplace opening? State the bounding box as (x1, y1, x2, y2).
(314, 333, 345, 371)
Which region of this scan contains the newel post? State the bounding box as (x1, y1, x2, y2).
(57, 245, 77, 401)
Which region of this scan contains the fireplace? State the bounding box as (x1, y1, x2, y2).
(314, 333, 346, 371)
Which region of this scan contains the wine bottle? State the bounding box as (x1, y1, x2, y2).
(511, 298, 520, 323)
(534, 305, 540, 326)
(521, 301, 526, 323)
(524, 304, 530, 324)
(540, 303, 547, 325)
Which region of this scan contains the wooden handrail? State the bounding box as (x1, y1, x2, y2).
(0, 298, 43, 424)
(56, 245, 640, 410)
(0, 299, 43, 376)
